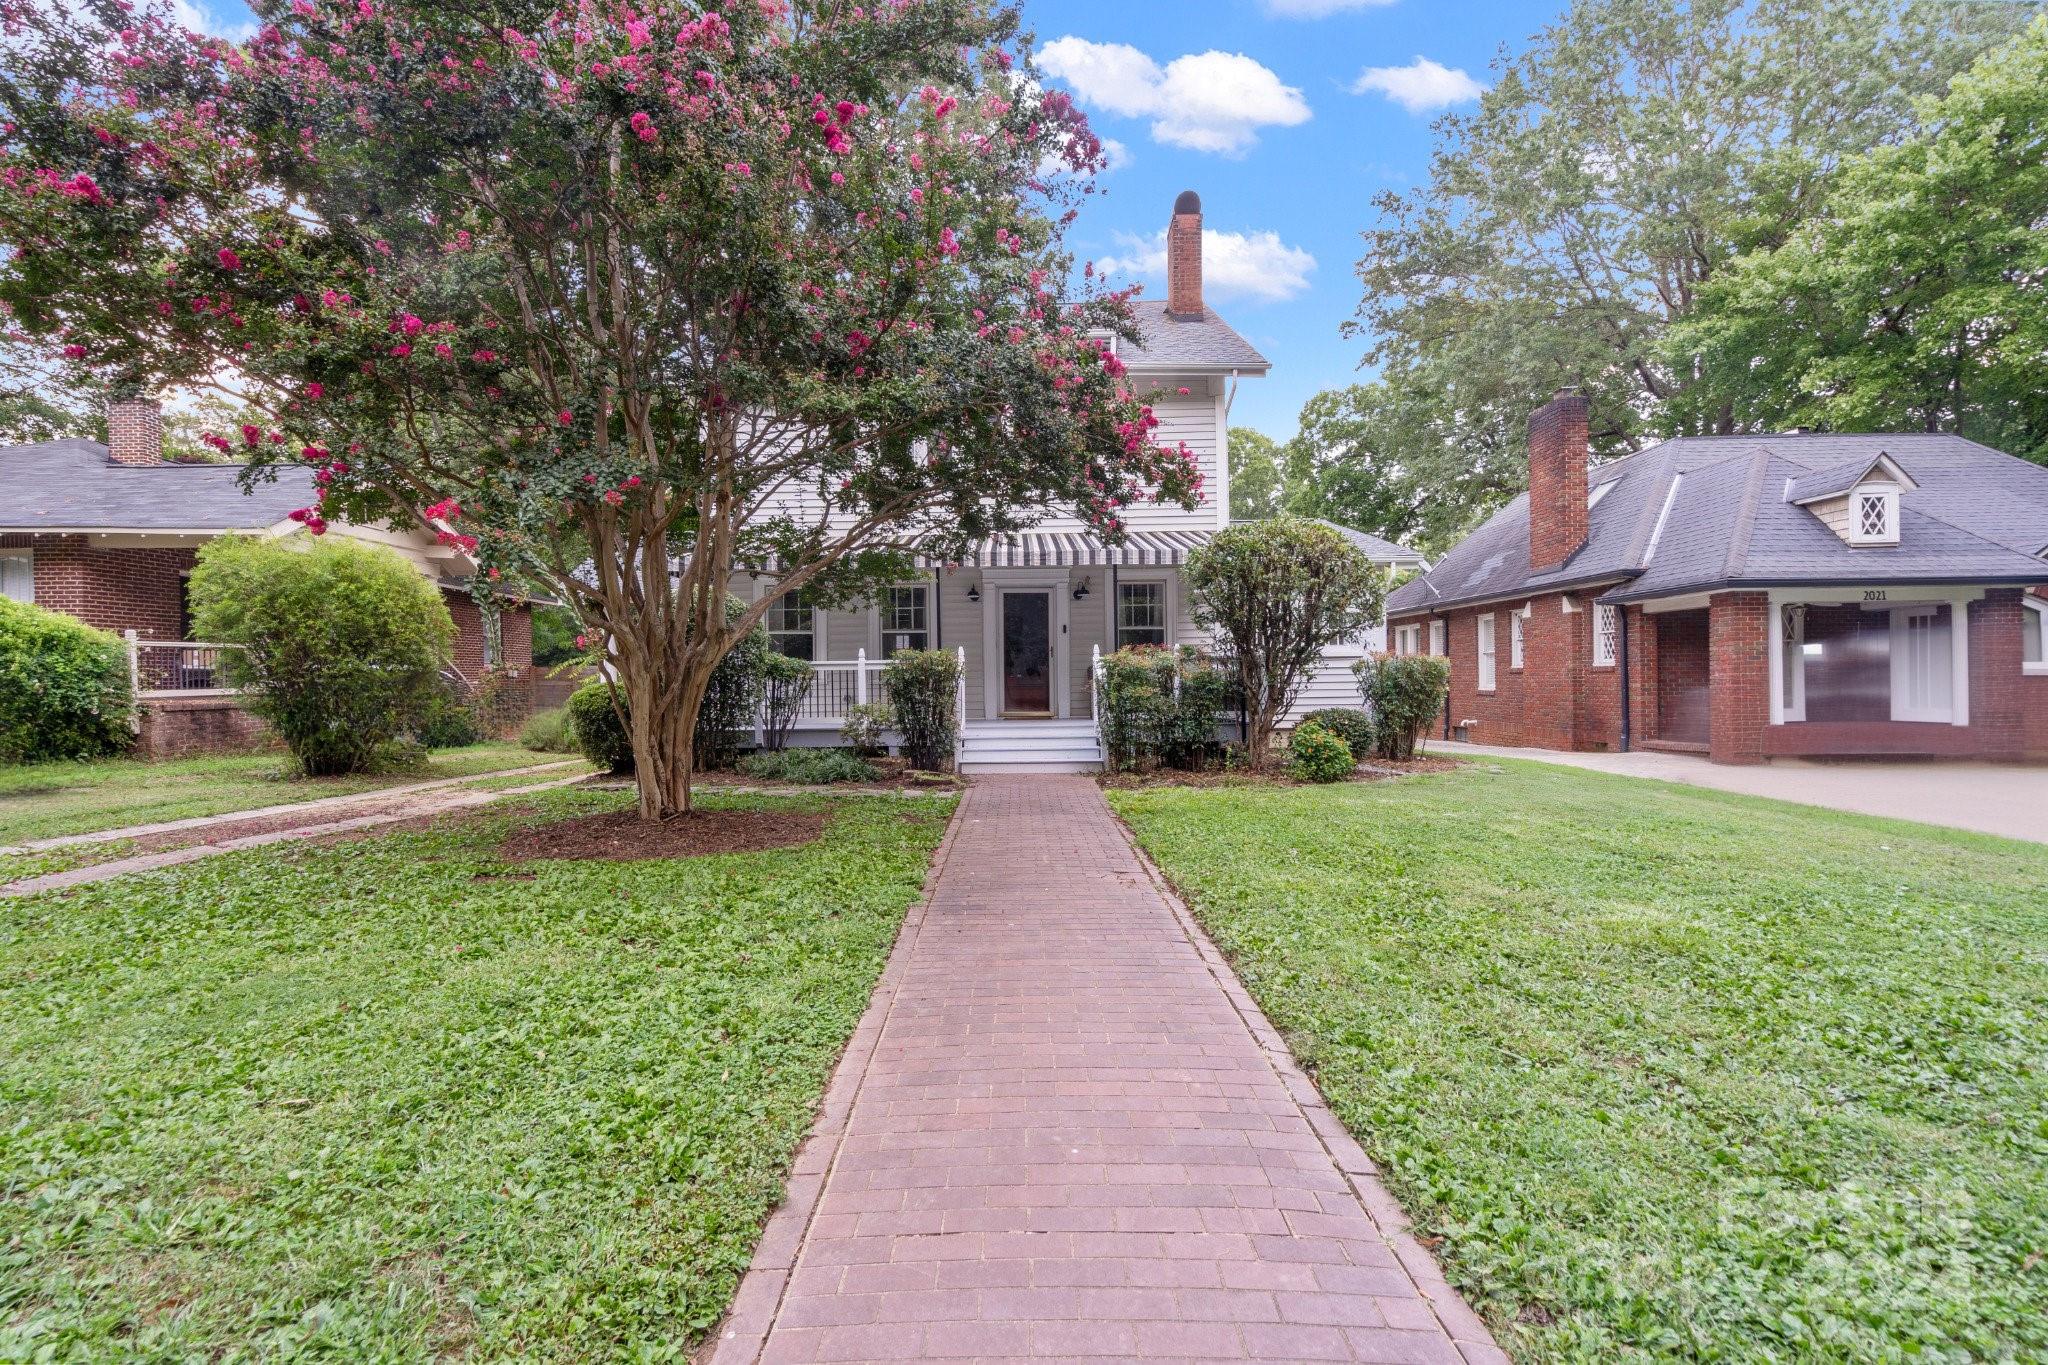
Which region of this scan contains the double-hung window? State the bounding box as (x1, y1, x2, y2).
(1429, 619, 1446, 657)
(1117, 582, 1167, 650)
(1476, 613, 1497, 692)
(2025, 597, 2047, 675)
(0, 550, 31, 604)
(880, 584, 929, 655)
(765, 589, 818, 660)
(1593, 603, 1619, 667)
(1392, 623, 1422, 656)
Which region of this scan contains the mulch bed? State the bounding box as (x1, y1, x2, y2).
(499, 807, 827, 862)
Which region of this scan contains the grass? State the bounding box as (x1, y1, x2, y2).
(0, 743, 560, 845)
(0, 787, 951, 1360)
(1110, 760, 2048, 1361)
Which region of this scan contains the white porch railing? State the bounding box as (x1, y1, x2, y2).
(126, 632, 244, 699)
(953, 645, 968, 747)
(1090, 644, 1105, 758)
(790, 651, 895, 725)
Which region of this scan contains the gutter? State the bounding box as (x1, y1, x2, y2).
(1601, 570, 2048, 606)
(1389, 572, 1638, 621)
(1617, 607, 1632, 753)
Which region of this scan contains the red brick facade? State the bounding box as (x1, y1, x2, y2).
(1166, 192, 1203, 317)
(1528, 391, 1591, 573)
(7, 534, 198, 639)
(1393, 583, 2048, 765)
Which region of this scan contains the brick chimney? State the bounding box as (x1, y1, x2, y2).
(106, 396, 163, 466)
(1166, 189, 1203, 318)
(1528, 387, 1590, 572)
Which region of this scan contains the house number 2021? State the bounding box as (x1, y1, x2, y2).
(1862, 589, 1888, 602)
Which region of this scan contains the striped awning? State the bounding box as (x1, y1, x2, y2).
(915, 528, 1212, 569)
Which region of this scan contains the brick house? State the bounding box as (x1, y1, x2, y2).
(1386, 390, 2048, 764)
(0, 397, 536, 755)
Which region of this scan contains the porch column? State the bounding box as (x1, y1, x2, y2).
(1707, 591, 1769, 764)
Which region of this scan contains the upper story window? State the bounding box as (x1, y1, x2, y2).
(1848, 483, 1900, 546)
(881, 584, 929, 655)
(765, 589, 817, 660)
(1476, 613, 1497, 692)
(2025, 597, 2047, 676)
(1593, 603, 1619, 667)
(0, 550, 32, 603)
(1117, 581, 1167, 650)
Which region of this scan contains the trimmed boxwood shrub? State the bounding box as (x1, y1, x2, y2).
(1098, 646, 1232, 772)
(759, 651, 814, 752)
(1287, 719, 1354, 783)
(1354, 653, 1452, 760)
(738, 747, 877, 785)
(1301, 707, 1374, 757)
(882, 648, 958, 770)
(189, 536, 454, 776)
(567, 680, 633, 774)
(0, 597, 133, 763)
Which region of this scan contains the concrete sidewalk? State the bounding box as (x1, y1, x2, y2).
(1444, 742, 2048, 845)
(713, 776, 1497, 1364)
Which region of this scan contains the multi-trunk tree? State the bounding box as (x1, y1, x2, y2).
(1, 0, 1201, 817)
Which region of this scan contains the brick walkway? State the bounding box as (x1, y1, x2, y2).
(712, 777, 1500, 1364)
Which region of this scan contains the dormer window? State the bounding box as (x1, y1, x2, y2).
(1848, 483, 1899, 546)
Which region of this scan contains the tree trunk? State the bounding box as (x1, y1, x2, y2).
(622, 646, 717, 820)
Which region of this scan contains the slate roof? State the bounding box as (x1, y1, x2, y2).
(1386, 432, 2048, 617)
(1122, 301, 1270, 372)
(0, 437, 314, 531)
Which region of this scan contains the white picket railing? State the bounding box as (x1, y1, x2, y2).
(1090, 643, 1105, 760)
(952, 645, 968, 747)
(125, 632, 244, 699)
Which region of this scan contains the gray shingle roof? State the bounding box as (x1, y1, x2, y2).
(0, 438, 314, 531)
(1123, 301, 1270, 372)
(1387, 432, 2048, 617)
(1225, 518, 1426, 567)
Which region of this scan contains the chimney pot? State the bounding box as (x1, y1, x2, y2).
(1166, 190, 1204, 318)
(1528, 389, 1591, 573)
(106, 396, 163, 467)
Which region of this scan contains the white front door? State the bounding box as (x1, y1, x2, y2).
(1889, 605, 1953, 723)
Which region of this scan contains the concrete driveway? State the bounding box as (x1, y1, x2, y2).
(1442, 742, 2048, 846)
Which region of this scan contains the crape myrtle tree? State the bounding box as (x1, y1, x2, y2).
(0, 0, 1202, 818)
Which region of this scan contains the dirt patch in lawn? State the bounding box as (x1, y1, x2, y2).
(499, 807, 827, 862)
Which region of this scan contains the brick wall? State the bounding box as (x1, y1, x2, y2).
(28, 536, 196, 638)
(444, 591, 535, 675)
(135, 696, 274, 758)
(1399, 591, 1627, 751)
(1708, 592, 1770, 764)
(1527, 391, 1590, 573)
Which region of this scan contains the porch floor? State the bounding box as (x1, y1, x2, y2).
(1441, 742, 2048, 846)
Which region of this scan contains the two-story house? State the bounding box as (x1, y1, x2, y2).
(735, 192, 1425, 771)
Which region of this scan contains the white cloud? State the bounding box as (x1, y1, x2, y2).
(1038, 37, 1310, 157)
(1262, 0, 1399, 15)
(170, 0, 257, 40)
(1349, 57, 1485, 114)
(1095, 227, 1316, 305)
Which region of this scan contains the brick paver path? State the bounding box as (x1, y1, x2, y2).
(713, 776, 1500, 1364)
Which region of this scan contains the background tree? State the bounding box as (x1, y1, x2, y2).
(1, 0, 1200, 819)
(1312, 0, 2032, 549)
(1184, 518, 1383, 768)
(1670, 16, 2048, 462)
(1226, 426, 1286, 520)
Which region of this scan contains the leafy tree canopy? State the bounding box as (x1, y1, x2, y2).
(1226, 426, 1285, 521)
(1, 0, 1199, 816)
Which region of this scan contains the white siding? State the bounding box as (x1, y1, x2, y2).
(935, 568, 988, 721)
(1281, 637, 1370, 728)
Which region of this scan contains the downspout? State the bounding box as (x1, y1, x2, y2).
(931, 567, 942, 653)
(1617, 604, 1632, 753)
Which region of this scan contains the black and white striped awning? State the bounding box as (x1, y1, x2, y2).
(915, 528, 1212, 569)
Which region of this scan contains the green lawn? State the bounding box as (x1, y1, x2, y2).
(0, 743, 559, 845)
(0, 788, 951, 1360)
(1110, 761, 2048, 1361)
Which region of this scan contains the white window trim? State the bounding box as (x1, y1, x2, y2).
(1846, 482, 1901, 547)
(0, 548, 32, 604)
(1429, 619, 1446, 657)
(2022, 597, 2048, 676)
(871, 581, 933, 658)
(1476, 613, 1497, 693)
(1592, 603, 1619, 668)
(1115, 578, 1170, 652)
(761, 584, 823, 660)
(1509, 605, 1526, 671)
(1392, 623, 1422, 656)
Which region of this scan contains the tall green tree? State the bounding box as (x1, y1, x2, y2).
(1226, 426, 1286, 520)
(2, 0, 1197, 818)
(1329, 0, 2032, 539)
(1670, 17, 2048, 462)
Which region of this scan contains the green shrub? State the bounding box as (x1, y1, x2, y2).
(841, 701, 893, 757)
(738, 747, 877, 785)
(1097, 646, 1230, 772)
(759, 651, 814, 752)
(882, 648, 958, 770)
(1302, 707, 1374, 755)
(1287, 720, 1355, 783)
(413, 679, 481, 749)
(529, 605, 584, 666)
(696, 599, 769, 771)
(519, 706, 577, 753)
(0, 598, 133, 763)
(1354, 653, 1451, 760)
(567, 680, 633, 774)
(189, 536, 454, 776)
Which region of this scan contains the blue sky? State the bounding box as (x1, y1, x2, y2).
(188, 0, 1564, 439)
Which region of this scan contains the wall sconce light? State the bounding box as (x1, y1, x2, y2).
(965, 582, 981, 604)
(1072, 576, 1091, 602)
